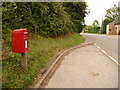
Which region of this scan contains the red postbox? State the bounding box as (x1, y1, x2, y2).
(12, 29, 29, 53)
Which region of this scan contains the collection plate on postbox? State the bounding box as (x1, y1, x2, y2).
(12, 29, 29, 53)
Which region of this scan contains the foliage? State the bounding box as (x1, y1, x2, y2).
(119, 30, 120, 35)
(105, 5, 119, 21)
(2, 2, 88, 38)
(102, 18, 112, 34)
(2, 33, 84, 88)
(101, 5, 119, 34)
(84, 25, 100, 33)
(62, 2, 88, 33)
(84, 20, 100, 33)
(2, 2, 87, 88)
(92, 20, 99, 26)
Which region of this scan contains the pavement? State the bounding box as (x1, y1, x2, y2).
(46, 44, 118, 88)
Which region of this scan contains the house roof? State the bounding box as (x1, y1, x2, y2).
(114, 16, 120, 25)
(108, 16, 120, 29)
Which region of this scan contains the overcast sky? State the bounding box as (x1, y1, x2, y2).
(85, 0, 120, 26)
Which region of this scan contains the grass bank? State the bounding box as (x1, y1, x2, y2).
(2, 33, 84, 88)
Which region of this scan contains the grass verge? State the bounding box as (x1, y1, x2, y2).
(2, 33, 84, 88)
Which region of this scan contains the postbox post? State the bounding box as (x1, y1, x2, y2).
(21, 53, 27, 71)
(12, 29, 29, 71)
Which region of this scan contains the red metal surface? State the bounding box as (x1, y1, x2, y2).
(12, 29, 29, 53)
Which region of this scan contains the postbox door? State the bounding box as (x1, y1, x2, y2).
(23, 31, 28, 52)
(24, 39, 28, 52)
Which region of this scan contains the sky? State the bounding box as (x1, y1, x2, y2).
(85, 0, 120, 26)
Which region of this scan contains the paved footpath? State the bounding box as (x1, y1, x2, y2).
(46, 45, 118, 88)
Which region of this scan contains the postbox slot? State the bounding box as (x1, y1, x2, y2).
(24, 35, 28, 37)
(24, 37, 28, 39)
(24, 32, 28, 38)
(24, 32, 28, 35)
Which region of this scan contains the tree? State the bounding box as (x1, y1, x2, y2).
(2, 2, 88, 38)
(102, 18, 112, 34)
(92, 20, 99, 26)
(62, 2, 89, 33)
(100, 5, 119, 34)
(84, 25, 100, 33)
(84, 20, 100, 33)
(101, 5, 119, 34)
(92, 20, 100, 33)
(105, 5, 119, 21)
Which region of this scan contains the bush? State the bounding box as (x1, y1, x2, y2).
(118, 30, 120, 35)
(84, 25, 100, 33)
(2, 2, 88, 38)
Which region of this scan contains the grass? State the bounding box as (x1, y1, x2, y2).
(2, 33, 84, 88)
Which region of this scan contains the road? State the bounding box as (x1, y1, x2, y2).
(81, 33, 119, 61)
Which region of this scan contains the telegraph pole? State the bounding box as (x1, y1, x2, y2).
(101, 15, 103, 34)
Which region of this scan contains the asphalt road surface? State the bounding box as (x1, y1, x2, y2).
(81, 33, 119, 61)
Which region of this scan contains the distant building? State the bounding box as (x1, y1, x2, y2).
(106, 16, 120, 35)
